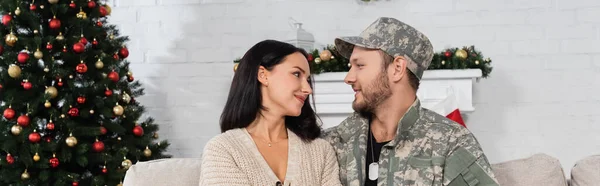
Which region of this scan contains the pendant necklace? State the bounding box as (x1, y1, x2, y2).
(368, 130, 379, 181)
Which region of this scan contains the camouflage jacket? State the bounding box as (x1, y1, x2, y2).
(323, 99, 499, 186)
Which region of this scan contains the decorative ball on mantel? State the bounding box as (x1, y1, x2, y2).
(319, 50, 332, 62)
(455, 49, 467, 59)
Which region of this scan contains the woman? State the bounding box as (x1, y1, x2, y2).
(199, 40, 341, 186)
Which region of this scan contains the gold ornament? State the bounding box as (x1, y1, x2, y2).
(484, 58, 491, 62)
(15, 7, 21, 16)
(56, 32, 64, 41)
(314, 57, 322, 64)
(40, 5, 44, 9)
(34, 49, 43, 59)
(122, 93, 131, 103)
(143, 146, 152, 157)
(8, 65, 22, 78)
(5, 32, 18, 47)
(441, 60, 446, 65)
(90, 110, 94, 114)
(127, 71, 133, 76)
(11, 125, 22, 135)
(455, 49, 468, 59)
(319, 50, 332, 62)
(60, 114, 65, 118)
(475, 60, 480, 65)
(76, 8, 87, 19)
(34, 30, 39, 34)
(117, 137, 122, 141)
(233, 63, 239, 72)
(45, 86, 58, 98)
(109, 34, 115, 40)
(66, 133, 77, 147)
(44, 100, 52, 108)
(95, 59, 104, 69)
(113, 104, 124, 116)
(122, 159, 132, 169)
(153, 132, 159, 139)
(105, 5, 112, 15)
(69, 75, 73, 79)
(48, 0, 59, 4)
(33, 153, 40, 161)
(21, 169, 30, 180)
(101, 73, 107, 78)
(44, 67, 50, 72)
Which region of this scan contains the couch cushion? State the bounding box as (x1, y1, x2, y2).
(123, 158, 202, 186)
(491, 153, 568, 186)
(571, 155, 600, 186)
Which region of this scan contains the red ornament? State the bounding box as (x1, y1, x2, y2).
(57, 79, 64, 87)
(127, 76, 134, 82)
(45, 137, 51, 143)
(49, 18, 61, 30)
(100, 126, 107, 135)
(80, 37, 88, 45)
(307, 54, 313, 61)
(29, 131, 41, 143)
(96, 21, 103, 27)
(6, 154, 14, 164)
(92, 39, 98, 46)
(73, 43, 85, 53)
(68, 108, 79, 117)
(99, 6, 107, 17)
(105, 89, 112, 96)
(72, 182, 78, 186)
(113, 53, 119, 60)
(23, 81, 32, 90)
(77, 96, 86, 104)
(102, 167, 108, 173)
(18, 52, 30, 64)
(119, 48, 129, 58)
(2, 15, 12, 26)
(70, 2, 76, 9)
(3, 108, 15, 119)
(88, 0, 96, 8)
(62, 46, 68, 53)
(46, 121, 55, 130)
(49, 157, 59, 168)
(133, 125, 144, 137)
(92, 140, 104, 152)
(17, 114, 30, 127)
(46, 42, 53, 50)
(444, 51, 452, 58)
(30, 4, 37, 11)
(76, 63, 88, 74)
(108, 71, 119, 82)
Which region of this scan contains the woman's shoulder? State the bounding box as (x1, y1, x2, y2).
(204, 128, 246, 150)
(300, 137, 336, 155)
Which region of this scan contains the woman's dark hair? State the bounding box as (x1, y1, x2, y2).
(220, 39, 321, 142)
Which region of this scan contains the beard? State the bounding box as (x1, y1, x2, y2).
(353, 71, 392, 118)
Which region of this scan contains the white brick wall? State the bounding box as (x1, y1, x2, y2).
(114, 0, 600, 175)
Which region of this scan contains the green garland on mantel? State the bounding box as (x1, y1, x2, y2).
(234, 45, 493, 78)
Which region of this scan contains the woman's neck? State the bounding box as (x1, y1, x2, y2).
(246, 112, 287, 142)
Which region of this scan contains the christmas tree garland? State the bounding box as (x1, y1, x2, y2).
(234, 45, 493, 78)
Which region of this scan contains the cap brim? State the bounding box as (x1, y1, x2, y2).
(334, 36, 381, 59)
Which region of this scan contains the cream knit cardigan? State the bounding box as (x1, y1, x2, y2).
(199, 128, 342, 186)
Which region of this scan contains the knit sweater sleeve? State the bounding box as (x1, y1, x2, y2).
(199, 136, 250, 186)
(319, 140, 343, 186)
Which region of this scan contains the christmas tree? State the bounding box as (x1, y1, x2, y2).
(0, 1, 170, 185)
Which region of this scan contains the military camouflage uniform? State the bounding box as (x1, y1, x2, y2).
(323, 17, 499, 186)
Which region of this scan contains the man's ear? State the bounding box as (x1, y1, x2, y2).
(391, 56, 407, 82)
(257, 66, 269, 86)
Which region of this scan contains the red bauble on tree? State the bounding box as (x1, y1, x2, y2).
(444, 51, 452, 58)
(72, 182, 78, 186)
(96, 21, 103, 26)
(68, 107, 79, 117)
(102, 166, 108, 174)
(49, 17, 61, 30)
(47, 121, 55, 130)
(76, 63, 88, 74)
(92, 140, 104, 152)
(62, 46, 68, 53)
(133, 125, 144, 136)
(57, 78, 64, 87)
(69, 1, 76, 9)
(29, 130, 41, 143)
(18, 52, 30, 64)
(113, 53, 119, 60)
(22, 81, 32, 90)
(2, 14, 12, 26)
(128, 76, 134, 82)
(46, 42, 53, 50)
(73, 42, 85, 53)
(100, 126, 107, 135)
(105, 89, 113, 96)
(119, 47, 129, 58)
(108, 71, 119, 82)
(49, 156, 59, 168)
(77, 96, 86, 104)
(99, 6, 107, 17)
(80, 37, 88, 45)
(17, 114, 30, 127)
(6, 154, 14, 164)
(30, 4, 37, 11)
(3, 107, 15, 119)
(92, 38, 98, 46)
(87, 0, 96, 8)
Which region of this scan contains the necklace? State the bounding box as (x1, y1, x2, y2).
(368, 129, 379, 181)
(248, 130, 287, 147)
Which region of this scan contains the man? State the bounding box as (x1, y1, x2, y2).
(323, 17, 499, 186)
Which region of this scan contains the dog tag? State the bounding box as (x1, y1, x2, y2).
(368, 162, 379, 180)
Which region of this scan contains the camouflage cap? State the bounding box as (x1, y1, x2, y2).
(335, 17, 434, 80)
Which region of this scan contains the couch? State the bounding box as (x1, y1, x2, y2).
(122, 154, 600, 186)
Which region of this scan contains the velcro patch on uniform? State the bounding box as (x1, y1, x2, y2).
(408, 156, 446, 168)
(443, 147, 477, 181)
